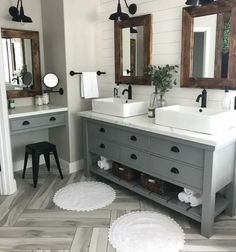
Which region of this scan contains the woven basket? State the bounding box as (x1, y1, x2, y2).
(112, 162, 140, 181)
(140, 173, 178, 195)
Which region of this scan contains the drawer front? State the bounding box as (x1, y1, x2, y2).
(88, 121, 121, 142)
(121, 129, 149, 150)
(88, 137, 120, 160)
(150, 137, 204, 168)
(10, 113, 65, 132)
(120, 147, 149, 172)
(149, 155, 203, 190)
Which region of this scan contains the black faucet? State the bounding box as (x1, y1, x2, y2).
(12, 76, 20, 84)
(122, 84, 132, 99)
(196, 88, 207, 108)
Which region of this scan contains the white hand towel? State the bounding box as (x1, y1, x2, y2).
(189, 194, 202, 207)
(81, 72, 99, 99)
(184, 188, 195, 196)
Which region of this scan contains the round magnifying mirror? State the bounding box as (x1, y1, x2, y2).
(43, 73, 59, 88)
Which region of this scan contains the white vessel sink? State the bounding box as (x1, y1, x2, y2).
(92, 97, 147, 118)
(155, 105, 236, 134)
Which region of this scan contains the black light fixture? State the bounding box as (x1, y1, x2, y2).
(9, 0, 32, 23)
(109, 0, 137, 21)
(185, 0, 214, 6)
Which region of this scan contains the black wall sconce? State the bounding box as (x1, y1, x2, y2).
(185, 0, 214, 6)
(9, 0, 32, 23)
(109, 0, 137, 21)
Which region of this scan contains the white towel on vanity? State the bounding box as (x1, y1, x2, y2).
(81, 72, 99, 99)
(178, 189, 203, 207)
(184, 188, 195, 195)
(189, 194, 203, 207)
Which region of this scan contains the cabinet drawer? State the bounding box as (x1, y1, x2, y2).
(121, 130, 149, 150)
(120, 147, 149, 172)
(149, 155, 203, 190)
(88, 121, 121, 142)
(150, 137, 204, 168)
(10, 113, 65, 132)
(88, 137, 120, 160)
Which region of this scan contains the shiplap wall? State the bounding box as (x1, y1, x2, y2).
(97, 0, 236, 109)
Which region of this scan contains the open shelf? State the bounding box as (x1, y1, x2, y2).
(91, 165, 229, 222)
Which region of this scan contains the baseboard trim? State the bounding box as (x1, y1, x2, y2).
(14, 157, 84, 175)
(13, 156, 45, 172)
(59, 158, 84, 174)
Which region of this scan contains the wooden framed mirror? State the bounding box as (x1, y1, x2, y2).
(114, 14, 152, 85)
(181, 0, 236, 89)
(1, 28, 42, 98)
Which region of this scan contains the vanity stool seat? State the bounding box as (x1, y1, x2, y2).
(22, 141, 63, 188)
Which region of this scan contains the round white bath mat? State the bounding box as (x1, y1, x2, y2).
(53, 181, 116, 211)
(109, 211, 185, 252)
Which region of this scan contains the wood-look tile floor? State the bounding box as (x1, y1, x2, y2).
(0, 166, 236, 252)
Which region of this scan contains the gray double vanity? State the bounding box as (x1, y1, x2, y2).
(80, 111, 236, 238)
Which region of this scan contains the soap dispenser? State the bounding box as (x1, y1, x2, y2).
(222, 86, 231, 110)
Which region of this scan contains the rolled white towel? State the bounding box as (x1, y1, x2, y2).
(98, 160, 112, 170)
(102, 161, 112, 170)
(178, 192, 191, 203)
(178, 192, 185, 202)
(189, 194, 202, 207)
(100, 156, 108, 161)
(184, 188, 195, 196)
(97, 160, 103, 169)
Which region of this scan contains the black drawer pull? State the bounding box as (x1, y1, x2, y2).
(49, 117, 56, 121)
(100, 143, 105, 149)
(22, 121, 30, 126)
(171, 167, 179, 174)
(130, 135, 137, 141)
(171, 146, 180, 153)
(100, 128, 105, 133)
(130, 154, 137, 160)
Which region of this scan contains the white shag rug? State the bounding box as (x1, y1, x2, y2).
(109, 211, 185, 252)
(53, 181, 116, 211)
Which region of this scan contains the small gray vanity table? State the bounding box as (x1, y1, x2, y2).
(8, 105, 68, 134)
(80, 111, 236, 238)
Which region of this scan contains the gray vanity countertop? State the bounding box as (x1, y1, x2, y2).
(78, 110, 236, 148)
(8, 105, 68, 119)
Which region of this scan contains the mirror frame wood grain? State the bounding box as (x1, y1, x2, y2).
(1, 28, 42, 98)
(181, 0, 236, 89)
(114, 14, 152, 85)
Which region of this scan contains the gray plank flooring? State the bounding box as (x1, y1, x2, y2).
(0, 166, 235, 251)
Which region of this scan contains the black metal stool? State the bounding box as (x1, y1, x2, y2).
(22, 141, 63, 187)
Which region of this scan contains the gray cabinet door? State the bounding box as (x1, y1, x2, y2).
(149, 155, 203, 190)
(150, 137, 204, 168)
(10, 113, 66, 134)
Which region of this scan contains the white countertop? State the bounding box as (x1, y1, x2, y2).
(8, 105, 68, 119)
(78, 111, 236, 148)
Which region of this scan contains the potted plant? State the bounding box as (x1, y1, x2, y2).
(147, 64, 178, 117)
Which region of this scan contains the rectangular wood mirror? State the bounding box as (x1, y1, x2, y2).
(1, 28, 42, 98)
(181, 0, 236, 89)
(114, 14, 152, 85)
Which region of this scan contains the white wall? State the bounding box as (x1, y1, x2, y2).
(41, 0, 70, 164)
(41, 0, 100, 172)
(63, 0, 100, 163)
(0, 0, 48, 171)
(97, 0, 236, 108)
